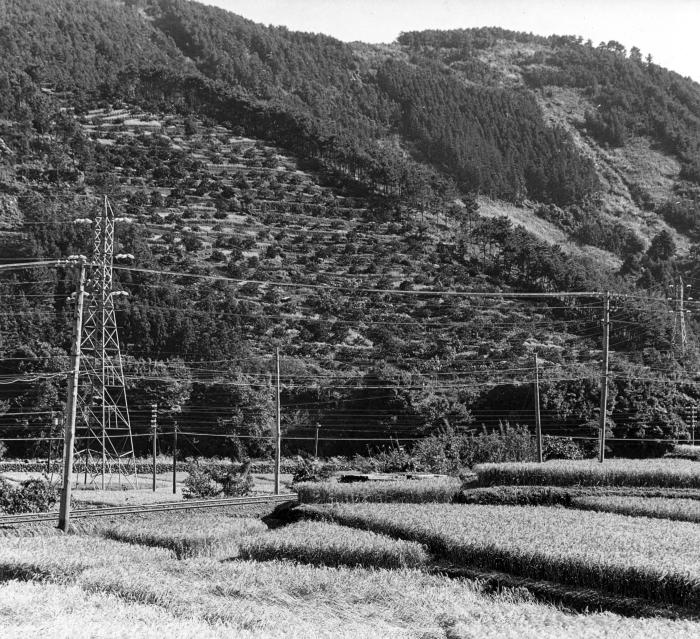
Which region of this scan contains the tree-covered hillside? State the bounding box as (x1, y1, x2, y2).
(1, 0, 699, 458)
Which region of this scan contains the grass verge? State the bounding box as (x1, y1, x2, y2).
(303, 502, 700, 609)
(238, 520, 429, 569)
(295, 477, 461, 503)
(474, 459, 700, 488)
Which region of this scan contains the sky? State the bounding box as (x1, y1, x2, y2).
(202, 0, 700, 82)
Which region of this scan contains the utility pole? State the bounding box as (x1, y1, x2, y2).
(47, 412, 60, 474)
(151, 404, 157, 492)
(274, 348, 281, 496)
(598, 291, 610, 463)
(59, 260, 86, 532)
(314, 423, 321, 459)
(172, 415, 178, 495)
(690, 404, 696, 447)
(533, 354, 543, 463)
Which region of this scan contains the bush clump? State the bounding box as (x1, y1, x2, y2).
(183, 460, 253, 499)
(412, 423, 537, 473)
(0, 477, 60, 514)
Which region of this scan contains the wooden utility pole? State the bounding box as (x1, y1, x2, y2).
(598, 291, 610, 463)
(534, 354, 543, 463)
(274, 348, 281, 495)
(47, 412, 60, 474)
(59, 261, 86, 532)
(691, 404, 696, 447)
(314, 423, 321, 459)
(151, 404, 157, 491)
(172, 418, 178, 494)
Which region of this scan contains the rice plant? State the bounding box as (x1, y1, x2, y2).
(99, 513, 267, 558)
(306, 502, 700, 608)
(238, 520, 429, 569)
(296, 477, 461, 503)
(1, 534, 699, 638)
(571, 495, 700, 522)
(474, 458, 700, 488)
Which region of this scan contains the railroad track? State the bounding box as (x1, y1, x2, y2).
(0, 493, 297, 526)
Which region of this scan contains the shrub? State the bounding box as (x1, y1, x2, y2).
(0, 441, 6, 461)
(183, 460, 253, 499)
(364, 446, 419, 473)
(0, 477, 60, 514)
(542, 436, 585, 460)
(292, 457, 335, 484)
(412, 423, 537, 472)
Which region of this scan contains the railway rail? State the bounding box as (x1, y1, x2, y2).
(0, 493, 297, 526)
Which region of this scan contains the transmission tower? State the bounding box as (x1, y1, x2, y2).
(74, 196, 137, 488)
(670, 276, 691, 354)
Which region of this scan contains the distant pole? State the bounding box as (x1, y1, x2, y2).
(598, 291, 610, 463)
(47, 412, 59, 474)
(172, 418, 178, 495)
(59, 260, 86, 532)
(691, 405, 696, 447)
(314, 423, 321, 459)
(534, 354, 543, 463)
(274, 348, 281, 495)
(151, 404, 158, 492)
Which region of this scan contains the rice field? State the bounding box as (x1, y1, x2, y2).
(474, 459, 700, 488)
(1, 534, 699, 638)
(238, 520, 429, 569)
(571, 495, 700, 523)
(304, 502, 700, 608)
(665, 444, 700, 461)
(296, 477, 461, 503)
(98, 513, 267, 558)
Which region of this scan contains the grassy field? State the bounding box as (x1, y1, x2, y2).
(238, 520, 429, 569)
(296, 477, 461, 504)
(1, 533, 699, 638)
(304, 502, 700, 608)
(474, 459, 700, 488)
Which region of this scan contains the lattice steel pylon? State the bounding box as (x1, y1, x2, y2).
(670, 275, 690, 354)
(75, 196, 137, 488)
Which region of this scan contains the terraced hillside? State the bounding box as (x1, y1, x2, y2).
(1, 1, 699, 457)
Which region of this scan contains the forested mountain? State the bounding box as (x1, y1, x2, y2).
(1, 0, 700, 457)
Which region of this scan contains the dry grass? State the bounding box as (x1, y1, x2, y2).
(1, 534, 699, 638)
(296, 477, 461, 504)
(238, 520, 429, 569)
(0, 580, 222, 638)
(475, 459, 700, 488)
(99, 513, 267, 558)
(306, 502, 700, 608)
